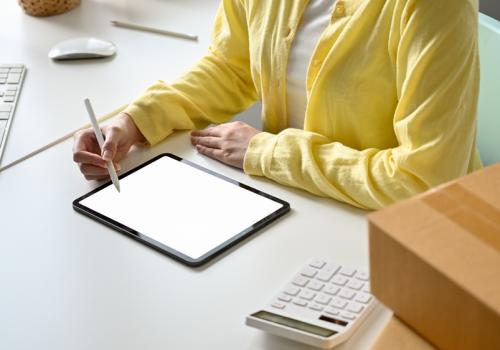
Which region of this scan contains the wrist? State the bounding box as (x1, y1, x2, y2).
(118, 112, 146, 145)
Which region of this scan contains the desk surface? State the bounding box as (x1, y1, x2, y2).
(0, 1, 391, 348)
(0, 0, 218, 166)
(0, 133, 390, 350)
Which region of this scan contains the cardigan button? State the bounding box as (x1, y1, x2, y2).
(335, 2, 346, 17)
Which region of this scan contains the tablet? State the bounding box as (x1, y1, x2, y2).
(73, 153, 290, 266)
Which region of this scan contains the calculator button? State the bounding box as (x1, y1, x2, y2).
(331, 298, 347, 309)
(324, 285, 340, 296)
(292, 276, 309, 287)
(347, 303, 364, 314)
(355, 271, 370, 281)
(315, 295, 332, 305)
(309, 259, 326, 269)
(271, 302, 286, 309)
(309, 304, 324, 312)
(293, 299, 308, 307)
(354, 293, 372, 304)
(300, 267, 318, 278)
(331, 275, 348, 286)
(339, 267, 356, 277)
(307, 281, 325, 291)
(317, 264, 340, 282)
(346, 280, 364, 291)
(340, 312, 356, 320)
(278, 295, 292, 303)
(325, 307, 340, 316)
(299, 290, 316, 301)
(338, 289, 355, 300)
(284, 286, 300, 296)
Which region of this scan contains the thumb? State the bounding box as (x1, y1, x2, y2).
(101, 126, 120, 161)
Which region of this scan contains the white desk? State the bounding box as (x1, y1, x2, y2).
(0, 0, 219, 166)
(0, 133, 390, 350)
(0, 1, 391, 349)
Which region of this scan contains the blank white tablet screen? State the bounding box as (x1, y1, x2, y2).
(80, 156, 283, 259)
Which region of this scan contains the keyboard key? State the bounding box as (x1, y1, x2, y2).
(0, 68, 9, 73)
(271, 302, 286, 309)
(292, 276, 309, 287)
(299, 290, 316, 301)
(10, 68, 23, 73)
(315, 294, 332, 305)
(0, 105, 12, 112)
(5, 91, 15, 96)
(325, 307, 340, 316)
(6, 86, 17, 91)
(0, 112, 9, 120)
(7, 73, 21, 84)
(338, 289, 355, 300)
(354, 293, 372, 304)
(284, 286, 300, 296)
(331, 298, 347, 310)
(3, 97, 14, 103)
(0, 79, 6, 84)
(324, 285, 340, 296)
(346, 280, 364, 291)
(309, 259, 326, 269)
(339, 267, 356, 277)
(317, 263, 340, 282)
(293, 299, 308, 307)
(340, 312, 356, 320)
(355, 271, 369, 281)
(347, 303, 364, 314)
(307, 280, 324, 291)
(278, 295, 292, 303)
(331, 275, 348, 286)
(309, 304, 324, 311)
(300, 267, 317, 278)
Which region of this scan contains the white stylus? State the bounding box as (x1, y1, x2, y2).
(84, 98, 121, 192)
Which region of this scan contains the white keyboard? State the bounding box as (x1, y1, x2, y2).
(246, 259, 377, 348)
(0, 64, 26, 163)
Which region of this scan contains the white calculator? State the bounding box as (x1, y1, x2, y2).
(246, 259, 377, 348)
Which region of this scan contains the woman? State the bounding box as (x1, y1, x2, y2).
(73, 0, 481, 209)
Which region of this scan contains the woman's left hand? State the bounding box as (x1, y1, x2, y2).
(190, 121, 261, 169)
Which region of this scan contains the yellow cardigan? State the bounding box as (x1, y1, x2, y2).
(124, 0, 481, 209)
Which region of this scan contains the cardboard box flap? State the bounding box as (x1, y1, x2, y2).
(369, 164, 500, 313)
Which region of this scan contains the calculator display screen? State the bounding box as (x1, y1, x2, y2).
(251, 311, 337, 337)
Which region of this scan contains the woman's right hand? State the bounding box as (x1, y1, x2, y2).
(72, 112, 145, 181)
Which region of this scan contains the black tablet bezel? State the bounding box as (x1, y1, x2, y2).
(73, 153, 290, 267)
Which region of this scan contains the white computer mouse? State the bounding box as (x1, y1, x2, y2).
(48, 37, 116, 60)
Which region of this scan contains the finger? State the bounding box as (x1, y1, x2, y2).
(191, 135, 222, 149)
(73, 150, 107, 168)
(84, 174, 109, 181)
(101, 126, 121, 161)
(196, 144, 225, 161)
(79, 163, 110, 177)
(191, 126, 223, 137)
(73, 129, 98, 153)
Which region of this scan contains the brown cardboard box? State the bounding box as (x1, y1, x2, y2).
(368, 164, 500, 350)
(371, 315, 436, 350)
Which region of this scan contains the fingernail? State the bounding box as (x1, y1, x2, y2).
(115, 163, 122, 171)
(102, 151, 112, 161)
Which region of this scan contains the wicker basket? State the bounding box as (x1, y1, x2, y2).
(18, 0, 81, 17)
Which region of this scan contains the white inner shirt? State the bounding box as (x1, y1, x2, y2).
(286, 0, 336, 129)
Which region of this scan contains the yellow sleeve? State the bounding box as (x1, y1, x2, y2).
(124, 0, 257, 146)
(244, 0, 480, 210)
